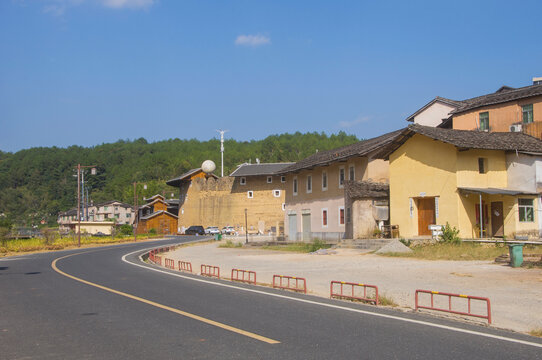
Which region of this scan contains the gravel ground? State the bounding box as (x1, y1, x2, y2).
(162, 240, 542, 334)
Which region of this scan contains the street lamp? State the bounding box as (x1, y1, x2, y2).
(76, 164, 97, 247)
(133, 182, 147, 242)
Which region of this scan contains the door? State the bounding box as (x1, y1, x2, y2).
(288, 214, 297, 241)
(302, 213, 311, 241)
(417, 198, 436, 236)
(491, 201, 504, 237)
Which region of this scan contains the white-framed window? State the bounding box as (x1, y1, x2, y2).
(338, 206, 345, 225)
(282, 203, 286, 211)
(339, 166, 345, 188)
(322, 171, 328, 191)
(322, 208, 328, 227)
(519, 198, 534, 222)
(349, 165, 355, 181)
(306, 174, 312, 193)
(240, 177, 246, 185)
(293, 176, 298, 196)
(281, 176, 286, 183)
(247, 191, 254, 199)
(267, 176, 273, 183)
(273, 190, 281, 198)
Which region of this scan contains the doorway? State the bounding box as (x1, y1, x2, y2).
(491, 201, 504, 237)
(417, 197, 436, 236)
(288, 214, 297, 241)
(302, 212, 311, 241)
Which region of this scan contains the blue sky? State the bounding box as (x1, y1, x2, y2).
(1, 0, 541, 152)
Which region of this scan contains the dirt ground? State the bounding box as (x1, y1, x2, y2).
(163, 240, 542, 334)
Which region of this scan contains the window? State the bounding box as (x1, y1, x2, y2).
(306, 175, 312, 193)
(523, 104, 534, 124)
(519, 199, 534, 222)
(126, 213, 131, 218)
(267, 176, 273, 183)
(349, 165, 355, 181)
(479, 112, 489, 131)
(293, 177, 298, 195)
(346, 207, 351, 224)
(339, 207, 345, 225)
(240, 177, 246, 185)
(282, 203, 286, 211)
(478, 158, 487, 174)
(115, 214, 119, 218)
(339, 167, 345, 188)
(273, 190, 281, 197)
(281, 176, 286, 183)
(104, 206, 108, 211)
(247, 191, 254, 199)
(322, 209, 328, 227)
(322, 171, 328, 191)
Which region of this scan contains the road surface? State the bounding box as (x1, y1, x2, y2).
(1, 237, 541, 359)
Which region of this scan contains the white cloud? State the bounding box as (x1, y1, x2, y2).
(339, 116, 370, 128)
(101, 0, 155, 9)
(235, 34, 271, 47)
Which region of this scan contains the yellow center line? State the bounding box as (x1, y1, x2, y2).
(51, 253, 280, 344)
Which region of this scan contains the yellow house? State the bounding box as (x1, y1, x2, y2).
(380, 125, 542, 239)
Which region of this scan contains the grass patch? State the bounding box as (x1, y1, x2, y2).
(529, 329, 542, 338)
(378, 294, 399, 307)
(219, 240, 243, 248)
(380, 242, 511, 261)
(0, 233, 164, 255)
(262, 239, 331, 253)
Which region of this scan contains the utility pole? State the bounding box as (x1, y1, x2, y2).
(75, 164, 96, 247)
(134, 182, 138, 242)
(245, 208, 248, 244)
(216, 129, 229, 177)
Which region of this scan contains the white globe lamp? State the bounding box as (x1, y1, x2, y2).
(201, 160, 216, 174)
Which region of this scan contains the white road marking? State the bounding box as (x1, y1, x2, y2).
(121, 245, 542, 349)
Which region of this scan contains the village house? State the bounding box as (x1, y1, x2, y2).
(406, 78, 542, 139)
(279, 131, 402, 241)
(378, 124, 542, 239)
(167, 163, 292, 235)
(57, 200, 134, 233)
(136, 194, 178, 235)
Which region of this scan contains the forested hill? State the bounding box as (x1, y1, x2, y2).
(0, 132, 359, 227)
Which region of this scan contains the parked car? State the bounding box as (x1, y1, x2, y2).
(185, 226, 205, 236)
(205, 226, 220, 234)
(221, 226, 235, 235)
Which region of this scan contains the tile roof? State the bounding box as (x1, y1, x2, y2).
(166, 168, 202, 187)
(229, 162, 295, 177)
(140, 210, 178, 220)
(278, 129, 404, 174)
(345, 180, 389, 199)
(452, 83, 542, 114)
(375, 124, 542, 158)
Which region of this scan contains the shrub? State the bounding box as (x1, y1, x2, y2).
(119, 224, 133, 236)
(440, 222, 461, 244)
(307, 239, 330, 252)
(148, 228, 157, 235)
(41, 228, 57, 245)
(399, 238, 412, 247)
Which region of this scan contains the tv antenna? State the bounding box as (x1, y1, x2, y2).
(216, 129, 229, 177)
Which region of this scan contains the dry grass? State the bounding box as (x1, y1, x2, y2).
(378, 294, 399, 307)
(219, 240, 243, 248)
(529, 328, 542, 338)
(262, 240, 331, 253)
(380, 242, 511, 261)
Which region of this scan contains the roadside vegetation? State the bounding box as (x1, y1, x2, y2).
(529, 329, 542, 338)
(261, 239, 331, 253)
(219, 239, 243, 248)
(0, 228, 163, 255)
(380, 242, 511, 261)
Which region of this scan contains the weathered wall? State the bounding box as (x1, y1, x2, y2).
(178, 175, 286, 234)
(413, 102, 456, 127)
(137, 213, 177, 234)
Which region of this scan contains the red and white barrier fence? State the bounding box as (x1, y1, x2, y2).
(164, 258, 175, 269)
(231, 269, 256, 284)
(415, 289, 492, 324)
(330, 281, 379, 305)
(273, 275, 307, 294)
(201, 264, 220, 279)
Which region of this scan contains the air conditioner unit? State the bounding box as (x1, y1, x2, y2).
(510, 124, 522, 132)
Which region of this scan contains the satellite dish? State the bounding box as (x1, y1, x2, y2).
(201, 160, 216, 174)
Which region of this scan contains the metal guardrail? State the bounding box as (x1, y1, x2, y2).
(231, 269, 256, 284)
(415, 289, 492, 324)
(164, 258, 175, 269)
(330, 281, 379, 305)
(201, 264, 220, 279)
(272, 275, 307, 293)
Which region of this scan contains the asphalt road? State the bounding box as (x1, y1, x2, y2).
(1, 237, 541, 359)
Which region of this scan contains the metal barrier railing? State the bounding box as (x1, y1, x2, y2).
(273, 275, 307, 294)
(178, 261, 193, 273)
(231, 269, 256, 284)
(201, 264, 220, 279)
(164, 258, 175, 269)
(330, 281, 379, 305)
(415, 289, 492, 324)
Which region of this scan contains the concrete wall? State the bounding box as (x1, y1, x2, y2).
(75, 222, 113, 235)
(452, 95, 542, 132)
(413, 102, 456, 127)
(178, 175, 286, 234)
(506, 153, 537, 192)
